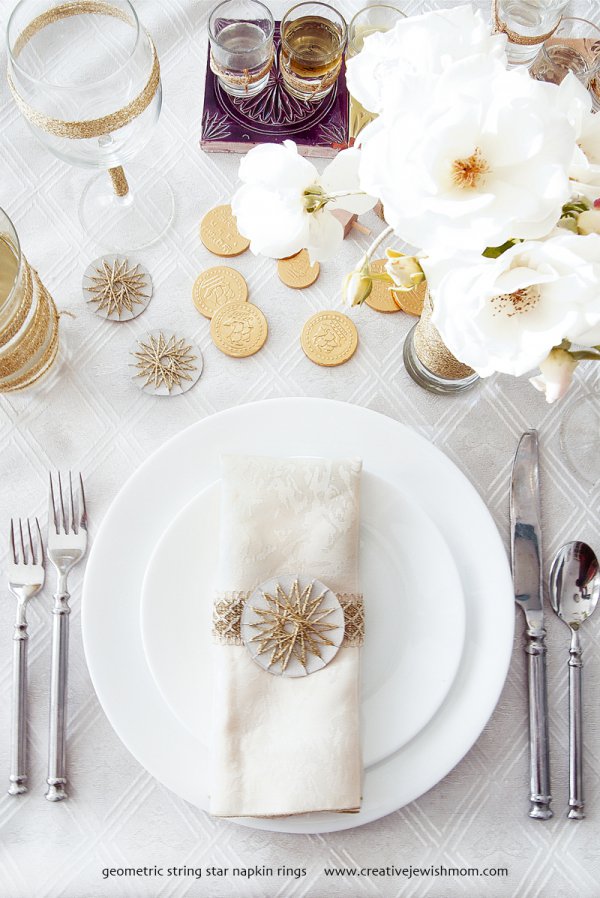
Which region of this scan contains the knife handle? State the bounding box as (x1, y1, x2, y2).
(525, 625, 553, 819)
(568, 628, 584, 819)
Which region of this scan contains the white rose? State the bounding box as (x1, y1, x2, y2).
(346, 5, 507, 115)
(556, 74, 600, 201)
(530, 348, 579, 403)
(231, 141, 375, 263)
(358, 66, 575, 254)
(422, 234, 600, 377)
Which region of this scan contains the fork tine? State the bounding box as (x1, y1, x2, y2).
(10, 519, 17, 564)
(57, 472, 67, 534)
(69, 471, 77, 534)
(19, 518, 27, 564)
(79, 473, 88, 532)
(36, 518, 44, 565)
(27, 518, 35, 565)
(49, 472, 59, 534)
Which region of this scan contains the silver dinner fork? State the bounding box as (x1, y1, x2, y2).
(46, 472, 87, 802)
(8, 518, 45, 795)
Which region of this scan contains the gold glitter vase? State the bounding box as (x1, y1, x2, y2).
(0, 208, 60, 393)
(403, 290, 479, 395)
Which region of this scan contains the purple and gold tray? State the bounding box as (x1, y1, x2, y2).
(200, 24, 350, 158)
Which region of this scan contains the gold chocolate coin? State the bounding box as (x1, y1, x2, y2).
(200, 205, 250, 257)
(394, 280, 427, 317)
(277, 249, 320, 288)
(192, 266, 248, 319)
(301, 311, 358, 367)
(211, 301, 268, 358)
(365, 259, 401, 314)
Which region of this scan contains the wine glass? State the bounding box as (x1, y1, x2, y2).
(6, 0, 174, 251)
(560, 392, 600, 490)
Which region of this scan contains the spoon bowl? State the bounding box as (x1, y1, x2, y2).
(549, 541, 600, 629)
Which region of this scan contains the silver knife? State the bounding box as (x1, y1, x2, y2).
(510, 430, 552, 820)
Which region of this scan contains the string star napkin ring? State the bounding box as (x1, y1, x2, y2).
(83, 255, 153, 321)
(130, 330, 203, 396)
(240, 574, 345, 677)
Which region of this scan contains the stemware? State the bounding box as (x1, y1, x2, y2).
(530, 17, 600, 108)
(7, 0, 174, 251)
(346, 4, 406, 138)
(347, 3, 405, 58)
(0, 206, 60, 393)
(280, 2, 347, 102)
(209, 0, 275, 98)
(493, 0, 570, 67)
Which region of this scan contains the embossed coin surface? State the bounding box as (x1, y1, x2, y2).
(192, 266, 248, 319)
(277, 249, 320, 288)
(301, 311, 358, 367)
(394, 280, 427, 317)
(211, 301, 268, 358)
(200, 205, 250, 257)
(365, 259, 402, 314)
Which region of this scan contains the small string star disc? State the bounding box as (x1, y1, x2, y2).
(241, 574, 345, 678)
(130, 330, 203, 396)
(83, 255, 152, 321)
(277, 250, 320, 288)
(192, 266, 248, 319)
(301, 311, 358, 367)
(200, 205, 250, 257)
(210, 301, 268, 358)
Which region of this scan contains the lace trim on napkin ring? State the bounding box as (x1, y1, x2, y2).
(213, 590, 364, 647)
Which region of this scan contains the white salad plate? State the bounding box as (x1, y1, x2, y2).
(82, 398, 514, 834)
(140, 472, 466, 768)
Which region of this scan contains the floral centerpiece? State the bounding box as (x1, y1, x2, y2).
(230, 4, 600, 402)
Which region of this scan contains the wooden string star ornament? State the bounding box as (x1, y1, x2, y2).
(84, 255, 152, 320)
(131, 331, 202, 396)
(242, 576, 345, 677)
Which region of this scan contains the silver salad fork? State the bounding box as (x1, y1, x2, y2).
(8, 517, 45, 795)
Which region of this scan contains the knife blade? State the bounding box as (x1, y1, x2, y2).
(510, 430, 552, 820)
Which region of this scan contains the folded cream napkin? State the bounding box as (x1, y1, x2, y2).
(210, 454, 364, 818)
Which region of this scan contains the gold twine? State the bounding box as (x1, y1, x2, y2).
(0, 260, 60, 392)
(491, 0, 560, 46)
(210, 47, 274, 93)
(413, 291, 475, 381)
(109, 166, 129, 197)
(7, 1, 160, 140)
(213, 590, 365, 648)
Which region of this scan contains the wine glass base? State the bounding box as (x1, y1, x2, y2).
(560, 393, 600, 488)
(79, 168, 175, 252)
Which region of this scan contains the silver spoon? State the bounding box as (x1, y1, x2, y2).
(549, 541, 600, 819)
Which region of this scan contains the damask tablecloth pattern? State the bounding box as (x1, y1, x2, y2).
(1, 1, 600, 896)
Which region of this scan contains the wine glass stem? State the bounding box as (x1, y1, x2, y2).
(108, 166, 130, 197)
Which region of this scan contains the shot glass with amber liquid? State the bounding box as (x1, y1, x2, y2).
(280, 2, 347, 102)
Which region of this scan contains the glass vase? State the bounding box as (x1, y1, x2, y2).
(403, 291, 479, 394)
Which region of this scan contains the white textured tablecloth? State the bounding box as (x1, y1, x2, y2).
(1, 1, 600, 896)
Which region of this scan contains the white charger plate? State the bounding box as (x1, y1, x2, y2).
(140, 473, 466, 768)
(81, 398, 514, 834)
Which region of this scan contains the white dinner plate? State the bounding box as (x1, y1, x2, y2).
(82, 398, 514, 834)
(140, 473, 466, 768)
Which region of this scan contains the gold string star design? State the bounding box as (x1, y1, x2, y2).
(248, 579, 339, 673)
(132, 333, 198, 393)
(85, 257, 150, 319)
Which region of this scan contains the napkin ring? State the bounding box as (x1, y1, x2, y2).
(213, 575, 364, 678)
